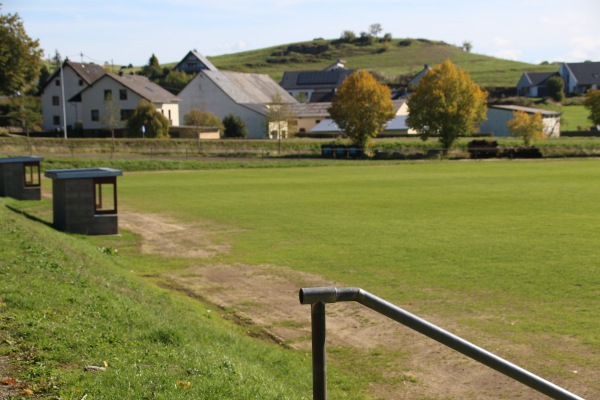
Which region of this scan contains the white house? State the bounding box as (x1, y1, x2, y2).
(479, 105, 561, 138)
(178, 69, 296, 139)
(516, 72, 557, 97)
(72, 73, 180, 130)
(40, 60, 106, 130)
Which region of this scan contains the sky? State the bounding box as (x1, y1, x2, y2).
(4, 0, 600, 67)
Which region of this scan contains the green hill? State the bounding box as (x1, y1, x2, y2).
(203, 37, 559, 88)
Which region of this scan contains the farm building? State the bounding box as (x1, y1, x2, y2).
(479, 105, 561, 138)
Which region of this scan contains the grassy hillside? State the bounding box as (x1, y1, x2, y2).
(204, 38, 559, 87)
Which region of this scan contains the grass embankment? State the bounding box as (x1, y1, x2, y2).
(0, 200, 360, 399)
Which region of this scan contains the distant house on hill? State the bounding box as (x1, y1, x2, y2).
(280, 59, 353, 103)
(516, 72, 557, 97)
(40, 60, 106, 131)
(178, 69, 296, 138)
(479, 105, 561, 137)
(559, 62, 600, 94)
(517, 61, 600, 98)
(71, 73, 180, 130)
(173, 50, 217, 74)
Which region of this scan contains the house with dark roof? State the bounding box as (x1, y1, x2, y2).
(279, 60, 353, 102)
(516, 72, 557, 97)
(559, 62, 600, 94)
(40, 60, 106, 130)
(178, 69, 296, 138)
(408, 64, 432, 88)
(173, 50, 217, 74)
(71, 73, 180, 130)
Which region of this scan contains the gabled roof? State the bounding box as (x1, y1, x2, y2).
(280, 69, 353, 90)
(173, 50, 217, 73)
(490, 105, 561, 117)
(564, 62, 600, 85)
(521, 72, 557, 87)
(42, 60, 106, 92)
(72, 73, 180, 103)
(409, 64, 432, 86)
(288, 102, 331, 118)
(204, 70, 296, 106)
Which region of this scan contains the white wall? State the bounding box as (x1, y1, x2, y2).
(178, 72, 268, 138)
(480, 108, 560, 138)
(41, 66, 86, 130)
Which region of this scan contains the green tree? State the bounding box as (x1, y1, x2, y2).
(583, 89, 600, 127)
(369, 23, 382, 38)
(507, 110, 545, 146)
(406, 60, 488, 152)
(126, 100, 170, 138)
(462, 41, 473, 52)
(6, 94, 41, 134)
(223, 114, 248, 138)
(546, 75, 565, 102)
(184, 109, 224, 130)
(0, 6, 43, 95)
(328, 69, 395, 148)
(141, 53, 163, 81)
(160, 70, 193, 94)
(340, 30, 356, 43)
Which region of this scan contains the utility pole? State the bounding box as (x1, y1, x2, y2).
(60, 59, 67, 139)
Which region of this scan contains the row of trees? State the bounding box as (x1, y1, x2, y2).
(329, 61, 600, 153)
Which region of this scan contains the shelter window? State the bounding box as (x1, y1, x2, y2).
(119, 89, 127, 100)
(23, 162, 41, 187)
(104, 89, 113, 100)
(94, 177, 117, 215)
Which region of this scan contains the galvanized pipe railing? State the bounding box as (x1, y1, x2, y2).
(299, 286, 586, 400)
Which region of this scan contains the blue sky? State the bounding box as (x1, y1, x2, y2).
(5, 0, 600, 67)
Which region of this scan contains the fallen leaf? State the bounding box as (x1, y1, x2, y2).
(1, 377, 16, 385)
(23, 388, 34, 396)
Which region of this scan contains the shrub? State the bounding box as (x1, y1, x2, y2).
(223, 114, 248, 138)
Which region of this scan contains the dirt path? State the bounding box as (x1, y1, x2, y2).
(119, 211, 565, 400)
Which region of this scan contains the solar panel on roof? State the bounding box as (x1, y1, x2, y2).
(297, 71, 340, 85)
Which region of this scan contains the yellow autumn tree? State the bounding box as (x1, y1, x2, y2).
(407, 60, 488, 152)
(506, 111, 545, 146)
(328, 69, 395, 148)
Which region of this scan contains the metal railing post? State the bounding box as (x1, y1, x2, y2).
(311, 301, 327, 400)
(299, 287, 586, 400)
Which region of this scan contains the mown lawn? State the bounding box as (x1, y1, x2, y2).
(116, 159, 600, 397)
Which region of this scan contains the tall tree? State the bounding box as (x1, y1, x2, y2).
(546, 75, 565, 103)
(583, 89, 600, 127)
(141, 53, 163, 81)
(126, 100, 170, 138)
(506, 111, 544, 146)
(328, 69, 395, 148)
(462, 41, 473, 53)
(0, 6, 43, 94)
(407, 60, 488, 152)
(369, 23, 382, 38)
(101, 98, 122, 144)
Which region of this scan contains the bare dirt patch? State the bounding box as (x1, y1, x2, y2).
(122, 210, 587, 400)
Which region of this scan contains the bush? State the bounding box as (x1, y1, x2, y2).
(223, 114, 248, 138)
(467, 139, 499, 159)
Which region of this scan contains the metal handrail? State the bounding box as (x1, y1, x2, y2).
(299, 286, 586, 400)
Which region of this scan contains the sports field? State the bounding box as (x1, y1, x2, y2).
(114, 159, 600, 399)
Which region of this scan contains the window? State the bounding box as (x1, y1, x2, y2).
(94, 177, 117, 215)
(23, 162, 41, 187)
(52, 96, 60, 106)
(104, 89, 112, 100)
(53, 115, 60, 125)
(55, 79, 60, 86)
(79, 79, 84, 86)
(120, 109, 134, 120)
(119, 89, 127, 100)
(91, 110, 99, 121)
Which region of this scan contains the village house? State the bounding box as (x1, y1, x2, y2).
(40, 60, 106, 131)
(517, 62, 600, 97)
(279, 59, 353, 103)
(72, 72, 180, 131)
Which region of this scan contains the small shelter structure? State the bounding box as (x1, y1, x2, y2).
(45, 168, 123, 235)
(0, 156, 43, 200)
